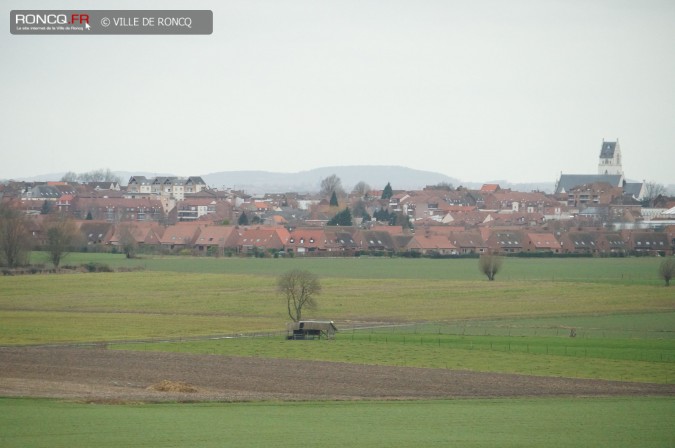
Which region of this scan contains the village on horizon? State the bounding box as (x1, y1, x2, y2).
(1, 139, 674, 258)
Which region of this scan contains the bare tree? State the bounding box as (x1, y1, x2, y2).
(0, 204, 31, 268)
(119, 224, 138, 259)
(659, 258, 675, 287)
(427, 182, 454, 191)
(479, 254, 503, 281)
(61, 168, 122, 185)
(320, 174, 344, 197)
(278, 270, 321, 322)
(642, 181, 666, 207)
(352, 181, 371, 197)
(60, 171, 78, 183)
(45, 214, 79, 269)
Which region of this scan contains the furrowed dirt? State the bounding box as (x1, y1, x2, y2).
(1, 346, 673, 403)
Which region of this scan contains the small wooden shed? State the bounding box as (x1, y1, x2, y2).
(287, 321, 338, 340)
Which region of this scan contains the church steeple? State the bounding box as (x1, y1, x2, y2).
(598, 138, 623, 176)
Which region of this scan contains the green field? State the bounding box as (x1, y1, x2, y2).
(31, 251, 671, 283)
(2, 254, 675, 446)
(2, 255, 675, 383)
(1, 397, 673, 448)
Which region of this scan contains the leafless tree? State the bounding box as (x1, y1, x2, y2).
(659, 258, 675, 287)
(118, 224, 138, 259)
(61, 168, 122, 184)
(44, 214, 79, 269)
(479, 253, 503, 281)
(0, 204, 31, 268)
(642, 181, 666, 207)
(278, 269, 321, 322)
(351, 181, 371, 197)
(320, 174, 344, 197)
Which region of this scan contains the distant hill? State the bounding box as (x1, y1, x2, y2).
(3, 167, 574, 195)
(202, 166, 462, 194)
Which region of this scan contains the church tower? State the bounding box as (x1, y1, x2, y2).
(598, 139, 623, 176)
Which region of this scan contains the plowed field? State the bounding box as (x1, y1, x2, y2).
(1, 347, 673, 403)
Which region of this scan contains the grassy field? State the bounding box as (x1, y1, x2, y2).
(1, 270, 673, 344)
(3, 255, 674, 445)
(31, 251, 669, 283)
(2, 256, 674, 383)
(3, 255, 674, 383)
(1, 397, 673, 448)
(114, 312, 675, 384)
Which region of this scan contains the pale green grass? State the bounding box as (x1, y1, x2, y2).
(1, 271, 673, 345)
(0, 311, 279, 345)
(31, 251, 668, 284)
(1, 397, 673, 448)
(116, 334, 675, 384)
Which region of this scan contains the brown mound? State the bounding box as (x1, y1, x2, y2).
(148, 380, 198, 393)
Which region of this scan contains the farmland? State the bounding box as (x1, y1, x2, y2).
(2, 397, 673, 448)
(1, 255, 674, 446)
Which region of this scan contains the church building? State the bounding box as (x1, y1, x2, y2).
(598, 139, 623, 176)
(555, 139, 643, 200)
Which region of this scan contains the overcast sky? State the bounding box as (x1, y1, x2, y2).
(2, 0, 674, 186)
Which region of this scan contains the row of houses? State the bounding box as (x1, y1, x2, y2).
(58, 220, 675, 257)
(3, 175, 673, 231)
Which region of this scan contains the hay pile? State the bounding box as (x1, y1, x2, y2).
(148, 380, 198, 393)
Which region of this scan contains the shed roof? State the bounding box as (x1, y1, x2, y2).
(289, 321, 338, 332)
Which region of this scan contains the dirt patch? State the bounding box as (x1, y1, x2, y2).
(148, 380, 199, 393)
(0, 346, 673, 403)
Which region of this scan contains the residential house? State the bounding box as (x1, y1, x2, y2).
(524, 233, 561, 254)
(449, 231, 488, 255)
(22, 184, 62, 202)
(442, 210, 494, 227)
(230, 226, 289, 254)
(601, 232, 629, 255)
(324, 228, 359, 252)
(485, 211, 545, 227)
(405, 235, 458, 256)
(628, 231, 671, 255)
(126, 176, 152, 197)
(287, 228, 328, 254)
(354, 230, 398, 253)
(482, 190, 553, 213)
(485, 230, 525, 254)
(159, 222, 204, 251)
(108, 221, 163, 247)
(56, 194, 75, 213)
(177, 199, 218, 222)
(559, 232, 601, 255)
(73, 197, 165, 222)
(129, 176, 207, 201)
(77, 221, 115, 246)
(87, 181, 121, 191)
(480, 184, 501, 193)
(192, 225, 237, 255)
(565, 182, 624, 209)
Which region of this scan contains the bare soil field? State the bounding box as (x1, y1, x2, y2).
(1, 346, 673, 403)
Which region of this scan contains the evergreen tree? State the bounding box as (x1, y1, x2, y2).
(41, 201, 52, 215)
(373, 208, 391, 223)
(381, 182, 393, 200)
(329, 191, 339, 207)
(327, 207, 352, 226)
(238, 211, 249, 226)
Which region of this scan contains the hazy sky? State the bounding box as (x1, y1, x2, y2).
(2, 0, 674, 186)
